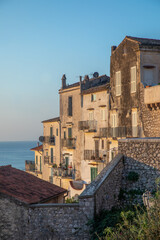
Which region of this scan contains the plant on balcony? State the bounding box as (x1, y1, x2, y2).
(52, 163, 57, 168)
(68, 165, 72, 169)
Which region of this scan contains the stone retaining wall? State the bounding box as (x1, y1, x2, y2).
(119, 138, 160, 205)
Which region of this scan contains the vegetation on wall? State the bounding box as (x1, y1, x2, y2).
(126, 171, 139, 182)
(89, 179, 160, 240)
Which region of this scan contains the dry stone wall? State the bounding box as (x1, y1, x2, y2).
(119, 138, 160, 205)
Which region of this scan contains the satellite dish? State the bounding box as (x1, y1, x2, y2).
(93, 72, 99, 78)
(39, 136, 44, 142)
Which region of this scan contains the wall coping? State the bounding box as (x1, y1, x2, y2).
(79, 154, 123, 198)
(29, 203, 80, 208)
(119, 137, 160, 143)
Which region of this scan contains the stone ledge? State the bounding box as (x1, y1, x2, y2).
(119, 137, 160, 143)
(30, 203, 79, 208)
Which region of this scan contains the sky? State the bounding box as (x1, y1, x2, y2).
(0, 0, 160, 141)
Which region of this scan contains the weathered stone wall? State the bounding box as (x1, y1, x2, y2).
(80, 154, 124, 214)
(0, 193, 28, 240)
(0, 193, 93, 240)
(119, 138, 160, 204)
(95, 156, 124, 213)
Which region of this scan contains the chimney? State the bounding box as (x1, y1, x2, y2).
(37, 142, 39, 147)
(61, 74, 66, 89)
(79, 76, 82, 82)
(111, 46, 117, 54)
(84, 75, 89, 82)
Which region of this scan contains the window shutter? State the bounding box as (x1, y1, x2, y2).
(116, 71, 121, 96)
(131, 66, 136, 93)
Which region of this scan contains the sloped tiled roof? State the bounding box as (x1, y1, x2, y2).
(42, 117, 60, 123)
(30, 145, 43, 151)
(0, 165, 67, 204)
(126, 36, 160, 46)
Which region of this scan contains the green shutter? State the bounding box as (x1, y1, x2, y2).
(68, 128, 72, 138)
(51, 148, 53, 163)
(91, 167, 98, 181)
(50, 127, 53, 137)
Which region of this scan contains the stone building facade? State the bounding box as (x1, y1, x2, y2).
(108, 36, 160, 156)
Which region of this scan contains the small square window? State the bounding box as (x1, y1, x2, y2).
(91, 94, 96, 102)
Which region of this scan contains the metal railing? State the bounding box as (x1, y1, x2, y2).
(84, 150, 107, 162)
(53, 167, 73, 179)
(99, 126, 142, 138)
(61, 138, 76, 149)
(44, 156, 56, 165)
(39, 136, 55, 145)
(25, 160, 35, 172)
(78, 120, 97, 132)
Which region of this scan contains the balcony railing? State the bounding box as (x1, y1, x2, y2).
(78, 120, 97, 132)
(44, 156, 56, 165)
(49, 176, 53, 184)
(84, 150, 107, 162)
(25, 160, 35, 172)
(39, 136, 55, 145)
(99, 126, 142, 138)
(53, 167, 73, 179)
(61, 138, 76, 149)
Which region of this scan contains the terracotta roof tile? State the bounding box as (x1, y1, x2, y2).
(30, 145, 43, 151)
(42, 117, 60, 123)
(0, 165, 67, 204)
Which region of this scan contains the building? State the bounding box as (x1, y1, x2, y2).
(108, 36, 160, 153)
(0, 165, 67, 204)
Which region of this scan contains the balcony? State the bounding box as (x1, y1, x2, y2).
(44, 156, 56, 165)
(84, 150, 107, 163)
(25, 160, 35, 172)
(78, 120, 97, 132)
(144, 85, 160, 109)
(53, 167, 74, 179)
(61, 138, 76, 149)
(99, 127, 142, 138)
(39, 136, 55, 145)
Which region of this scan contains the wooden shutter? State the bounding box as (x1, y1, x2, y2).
(50, 127, 53, 137)
(68, 128, 72, 138)
(131, 66, 136, 93)
(116, 71, 121, 96)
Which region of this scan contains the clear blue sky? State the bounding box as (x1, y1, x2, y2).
(0, 0, 160, 141)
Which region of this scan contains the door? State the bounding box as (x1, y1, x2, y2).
(91, 167, 98, 181)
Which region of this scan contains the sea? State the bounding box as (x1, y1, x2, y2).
(0, 141, 37, 171)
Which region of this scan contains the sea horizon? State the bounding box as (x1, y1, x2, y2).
(0, 141, 37, 171)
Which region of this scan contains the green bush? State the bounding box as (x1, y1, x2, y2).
(126, 171, 139, 182)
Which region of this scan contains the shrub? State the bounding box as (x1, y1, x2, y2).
(126, 171, 139, 182)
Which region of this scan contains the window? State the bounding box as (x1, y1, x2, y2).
(89, 111, 94, 121)
(91, 94, 96, 102)
(116, 71, 121, 96)
(40, 156, 42, 172)
(102, 140, 104, 149)
(68, 96, 72, 116)
(81, 95, 83, 108)
(132, 111, 137, 137)
(111, 113, 117, 137)
(111, 113, 117, 128)
(50, 148, 53, 163)
(56, 128, 58, 136)
(50, 127, 53, 137)
(68, 128, 72, 138)
(143, 68, 154, 86)
(36, 155, 38, 165)
(100, 108, 106, 121)
(131, 66, 136, 93)
(64, 131, 66, 139)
